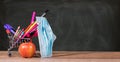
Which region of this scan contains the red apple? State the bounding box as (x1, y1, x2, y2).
(18, 42, 36, 58)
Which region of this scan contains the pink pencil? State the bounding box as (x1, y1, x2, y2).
(30, 11, 36, 24)
(22, 21, 38, 38)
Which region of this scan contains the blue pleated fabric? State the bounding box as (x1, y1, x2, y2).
(36, 16, 56, 58)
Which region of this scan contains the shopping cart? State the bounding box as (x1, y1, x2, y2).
(4, 10, 49, 57)
(4, 28, 31, 56)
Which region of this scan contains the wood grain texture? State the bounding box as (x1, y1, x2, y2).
(0, 51, 120, 62)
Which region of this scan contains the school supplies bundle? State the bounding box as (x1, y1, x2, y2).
(4, 10, 56, 58)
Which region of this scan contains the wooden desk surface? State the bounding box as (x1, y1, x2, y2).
(0, 51, 120, 62)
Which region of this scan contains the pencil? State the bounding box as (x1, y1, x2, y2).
(13, 26, 20, 38)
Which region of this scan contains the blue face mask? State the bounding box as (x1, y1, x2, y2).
(36, 16, 56, 58)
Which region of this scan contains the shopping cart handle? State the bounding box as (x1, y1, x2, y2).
(45, 9, 49, 13)
(41, 9, 49, 17)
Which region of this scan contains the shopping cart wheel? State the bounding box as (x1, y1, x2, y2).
(8, 49, 12, 57)
(8, 52, 12, 57)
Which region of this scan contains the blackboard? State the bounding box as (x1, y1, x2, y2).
(0, 0, 120, 51)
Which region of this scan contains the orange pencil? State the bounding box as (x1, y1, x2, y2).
(22, 21, 38, 38)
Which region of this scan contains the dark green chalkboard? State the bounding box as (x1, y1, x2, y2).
(0, 0, 120, 51)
